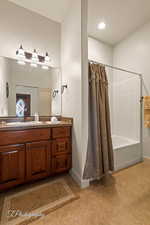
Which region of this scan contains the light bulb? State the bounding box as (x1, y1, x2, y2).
(17, 45, 25, 57)
(45, 52, 50, 64)
(31, 49, 38, 67)
(32, 49, 38, 61)
(41, 52, 50, 70)
(16, 45, 26, 65)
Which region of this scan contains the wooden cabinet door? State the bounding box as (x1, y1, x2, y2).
(26, 141, 51, 181)
(52, 138, 71, 156)
(0, 145, 25, 190)
(52, 155, 71, 174)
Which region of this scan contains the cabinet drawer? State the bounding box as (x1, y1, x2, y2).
(52, 127, 71, 139)
(52, 155, 71, 173)
(52, 138, 71, 156)
(0, 128, 51, 146)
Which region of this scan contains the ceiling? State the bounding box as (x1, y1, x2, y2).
(9, 0, 150, 46)
(8, 0, 70, 23)
(88, 0, 150, 45)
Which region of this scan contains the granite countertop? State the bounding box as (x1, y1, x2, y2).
(0, 120, 72, 131)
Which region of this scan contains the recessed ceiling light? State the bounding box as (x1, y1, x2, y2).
(98, 22, 106, 30)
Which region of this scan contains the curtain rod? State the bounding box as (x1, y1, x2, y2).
(89, 60, 142, 77)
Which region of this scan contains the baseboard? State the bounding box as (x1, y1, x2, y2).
(69, 169, 90, 189)
(144, 156, 150, 160)
(114, 157, 142, 171)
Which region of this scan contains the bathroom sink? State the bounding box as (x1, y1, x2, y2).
(45, 121, 61, 124)
(5, 121, 43, 127)
(4, 121, 62, 127)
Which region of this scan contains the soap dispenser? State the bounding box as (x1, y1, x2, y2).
(34, 112, 39, 122)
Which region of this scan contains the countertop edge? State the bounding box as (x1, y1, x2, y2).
(0, 122, 72, 131)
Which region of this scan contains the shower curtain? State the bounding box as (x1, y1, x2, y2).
(83, 62, 114, 180)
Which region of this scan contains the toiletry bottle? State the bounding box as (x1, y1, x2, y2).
(34, 113, 39, 122)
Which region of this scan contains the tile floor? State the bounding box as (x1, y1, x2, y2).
(1, 159, 150, 225)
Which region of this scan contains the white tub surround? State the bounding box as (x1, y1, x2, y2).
(112, 135, 142, 171)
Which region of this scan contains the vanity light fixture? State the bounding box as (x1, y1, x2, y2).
(30, 49, 38, 67)
(16, 45, 51, 70)
(41, 52, 50, 70)
(16, 45, 26, 65)
(97, 22, 106, 30)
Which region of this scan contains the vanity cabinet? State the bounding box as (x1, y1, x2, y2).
(52, 154, 71, 174)
(26, 141, 51, 181)
(52, 138, 71, 156)
(52, 138, 71, 173)
(0, 125, 72, 191)
(0, 144, 25, 190)
(51, 127, 72, 173)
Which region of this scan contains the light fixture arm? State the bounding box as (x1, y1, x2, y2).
(61, 85, 68, 94)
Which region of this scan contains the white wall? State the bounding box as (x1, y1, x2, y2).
(88, 37, 113, 65)
(81, 0, 89, 183)
(0, 0, 61, 67)
(61, 0, 82, 185)
(61, 0, 89, 187)
(113, 21, 150, 157)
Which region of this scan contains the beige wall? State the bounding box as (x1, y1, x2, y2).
(0, 0, 61, 67)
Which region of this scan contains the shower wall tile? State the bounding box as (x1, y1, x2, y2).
(113, 74, 140, 141)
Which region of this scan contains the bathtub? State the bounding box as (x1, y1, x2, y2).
(112, 135, 142, 171)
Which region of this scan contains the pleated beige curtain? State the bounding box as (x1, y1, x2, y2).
(83, 62, 114, 180)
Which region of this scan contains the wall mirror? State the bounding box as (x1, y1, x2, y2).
(0, 56, 62, 117)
